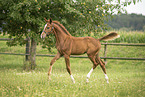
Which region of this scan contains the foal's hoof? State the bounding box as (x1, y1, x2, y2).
(86, 79, 89, 83)
(48, 77, 51, 81)
(72, 81, 75, 84)
(106, 81, 109, 84)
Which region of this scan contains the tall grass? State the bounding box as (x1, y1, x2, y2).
(93, 30, 145, 43)
(113, 30, 145, 43)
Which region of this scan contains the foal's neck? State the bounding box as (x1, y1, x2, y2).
(53, 23, 69, 43)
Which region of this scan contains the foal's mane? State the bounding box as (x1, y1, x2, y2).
(53, 21, 72, 36)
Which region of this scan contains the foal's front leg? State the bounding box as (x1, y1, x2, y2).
(64, 55, 75, 83)
(48, 52, 61, 80)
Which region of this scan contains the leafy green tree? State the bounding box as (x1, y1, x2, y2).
(0, 0, 141, 70)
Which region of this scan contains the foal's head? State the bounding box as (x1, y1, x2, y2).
(41, 18, 54, 38)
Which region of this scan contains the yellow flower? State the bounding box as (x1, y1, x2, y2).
(89, 11, 91, 13)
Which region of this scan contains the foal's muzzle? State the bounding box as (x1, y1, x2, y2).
(41, 32, 46, 39)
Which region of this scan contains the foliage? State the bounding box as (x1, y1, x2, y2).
(0, 0, 49, 46)
(107, 14, 145, 31)
(0, 0, 141, 46)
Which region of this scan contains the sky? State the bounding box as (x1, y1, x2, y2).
(125, 0, 145, 16)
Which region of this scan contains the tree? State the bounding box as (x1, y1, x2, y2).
(0, 0, 141, 70)
(107, 14, 145, 31)
(1, 0, 50, 70)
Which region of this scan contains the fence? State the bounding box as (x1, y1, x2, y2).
(0, 38, 145, 61)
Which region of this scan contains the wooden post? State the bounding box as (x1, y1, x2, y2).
(25, 37, 30, 61)
(104, 44, 107, 64)
(30, 38, 37, 70)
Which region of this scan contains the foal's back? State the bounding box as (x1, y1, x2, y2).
(71, 36, 101, 55)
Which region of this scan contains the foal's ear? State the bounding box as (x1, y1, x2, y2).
(44, 18, 48, 22)
(50, 18, 52, 24)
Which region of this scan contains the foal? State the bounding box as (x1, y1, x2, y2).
(41, 18, 120, 83)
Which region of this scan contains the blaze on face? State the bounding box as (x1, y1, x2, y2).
(41, 18, 53, 38)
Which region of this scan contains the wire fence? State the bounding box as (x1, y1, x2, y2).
(0, 38, 145, 61)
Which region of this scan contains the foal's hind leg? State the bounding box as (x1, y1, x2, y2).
(48, 52, 61, 80)
(96, 55, 109, 83)
(86, 54, 99, 83)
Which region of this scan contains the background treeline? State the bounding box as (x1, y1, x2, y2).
(107, 14, 145, 31)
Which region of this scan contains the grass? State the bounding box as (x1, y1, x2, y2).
(0, 56, 145, 97)
(0, 32, 145, 97)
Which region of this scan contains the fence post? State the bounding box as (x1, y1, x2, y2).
(25, 37, 30, 61)
(104, 44, 107, 64)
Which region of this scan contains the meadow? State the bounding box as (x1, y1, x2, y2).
(0, 31, 145, 97)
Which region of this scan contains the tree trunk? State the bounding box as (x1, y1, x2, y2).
(30, 38, 37, 70)
(24, 38, 37, 70)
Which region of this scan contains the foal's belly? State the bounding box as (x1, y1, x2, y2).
(71, 49, 87, 55)
(71, 39, 88, 55)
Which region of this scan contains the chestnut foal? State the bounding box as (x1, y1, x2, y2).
(41, 18, 120, 83)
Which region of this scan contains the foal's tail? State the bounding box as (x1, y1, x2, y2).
(98, 32, 120, 41)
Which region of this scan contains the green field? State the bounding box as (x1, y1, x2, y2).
(0, 32, 145, 97)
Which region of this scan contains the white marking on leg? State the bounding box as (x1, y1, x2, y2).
(48, 66, 53, 80)
(86, 68, 93, 83)
(104, 74, 109, 83)
(70, 75, 75, 84)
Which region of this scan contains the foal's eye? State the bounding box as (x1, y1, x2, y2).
(47, 27, 50, 29)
